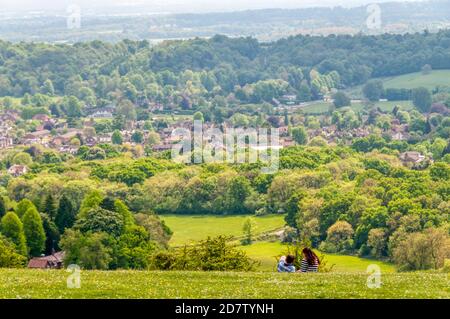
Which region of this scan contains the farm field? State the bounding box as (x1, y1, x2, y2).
(0, 269, 447, 299)
(382, 70, 450, 90)
(345, 70, 450, 98)
(300, 100, 413, 114)
(160, 214, 285, 246)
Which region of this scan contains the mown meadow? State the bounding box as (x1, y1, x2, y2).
(0, 269, 448, 299)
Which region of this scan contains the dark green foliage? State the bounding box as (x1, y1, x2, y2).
(412, 87, 432, 113)
(152, 236, 257, 271)
(0, 212, 27, 256)
(333, 91, 351, 108)
(41, 214, 60, 255)
(0, 197, 6, 219)
(75, 207, 125, 237)
(363, 80, 384, 102)
(55, 195, 76, 234)
(42, 195, 57, 220)
(22, 207, 46, 257)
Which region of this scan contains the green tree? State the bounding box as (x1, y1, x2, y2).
(241, 218, 255, 246)
(60, 230, 112, 270)
(112, 130, 123, 145)
(0, 212, 27, 255)
(41, 79, 55, 96)
(75, 207, 125, 237)
(0, 196, 6, 219)
(333, 91, 351, 108)
(291, 126, 308, 145)
(42, 194, 58, 220)
(131, 131, 144, 144)
(55, 195, 76, 233)
(15, 198, 36, 219)
(12, 152, 32, 166)
(22, 207, 46, 257)
(412, 87, 432, 113)
(193, 111, 205, 122)
(363, 80, 384, 102)
(41, 214, 60, 255)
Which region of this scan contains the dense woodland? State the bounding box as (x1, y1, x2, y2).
(0, 31, 449, 272)
(1, 30, 450, 106)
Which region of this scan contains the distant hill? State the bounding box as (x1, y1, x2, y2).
(1, 0, 450, 43)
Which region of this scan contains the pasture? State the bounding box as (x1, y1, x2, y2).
(160, 214, 285, 246)
(0, 269, 447, 299)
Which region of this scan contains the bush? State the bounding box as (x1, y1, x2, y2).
(152, 236, 257, 271)
(0, 236, 27, 268)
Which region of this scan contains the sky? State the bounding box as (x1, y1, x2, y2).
(0, 0, 426, 14)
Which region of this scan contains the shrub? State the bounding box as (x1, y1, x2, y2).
(0, 236, 27, 268)
(152, 236, 257, 271)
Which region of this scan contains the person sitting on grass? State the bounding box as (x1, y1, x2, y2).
(277, 254, 296, 273)
(299, 248, 320, 273)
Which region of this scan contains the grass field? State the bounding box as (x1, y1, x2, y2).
(0, 269, 447, 299)
(345, 69, 450, 98)
(301, 100, 413, 114)
(240, 242, 395, 273)
(161, 215, 285, 246)
(382, 70, 450, 90)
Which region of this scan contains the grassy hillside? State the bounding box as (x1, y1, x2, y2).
(383, 70, 450, 90)
(301, 100, 413, 114)
(0, 269, 447, 299)
(240, 242, 395, 273)
(161, 215, 285, 246)
(345, 69, 450, 98)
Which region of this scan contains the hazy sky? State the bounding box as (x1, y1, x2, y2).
(0, 0, 426, 13)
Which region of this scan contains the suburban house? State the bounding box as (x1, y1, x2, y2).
(7, 165, 28, 177)
(90, 109, 113, 119)
(152, 144, 173, 152)
(400, 151, 426, 164)
(28, 252, 65, 269)
(22, 130, 51, 145)
(0, 136, 13, 148)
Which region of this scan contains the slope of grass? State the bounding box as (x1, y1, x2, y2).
(0, 269, 447, 299)
(383, 70, 450, 90)
(161, 215, 285, 246)
(240, 242, 395, 273)
(346, 70, 450, 98)
(301, 100, 413, 114)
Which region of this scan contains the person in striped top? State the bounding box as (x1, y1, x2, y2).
(299, 248, 320, 273)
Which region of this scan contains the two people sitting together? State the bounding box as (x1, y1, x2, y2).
(277, 248, 320, 273)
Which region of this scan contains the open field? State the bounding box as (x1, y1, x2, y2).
(160, 215, 395, 273)
(240, 242, 396, 273)
(161, 214, 285, 246)
(382, 70, 450, 90)
(0, 269, 447, 299)
(345, 70, 450, 98)
(300, 100, 413, 114)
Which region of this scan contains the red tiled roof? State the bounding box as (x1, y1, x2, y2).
(28, 259, 50, 268)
